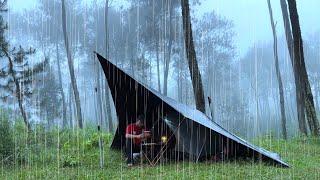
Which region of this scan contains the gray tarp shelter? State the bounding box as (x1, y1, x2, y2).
(96, 53, 289, 167)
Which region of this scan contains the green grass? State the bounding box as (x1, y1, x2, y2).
(1, 133, 320, 179)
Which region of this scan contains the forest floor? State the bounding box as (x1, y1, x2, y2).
(1, 129, 320, 179)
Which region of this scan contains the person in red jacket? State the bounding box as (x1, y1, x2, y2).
(125, 114, 150, 166)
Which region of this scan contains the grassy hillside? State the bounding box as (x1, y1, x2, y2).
(1, 126, 319, 179)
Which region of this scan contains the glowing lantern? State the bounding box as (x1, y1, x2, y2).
(161, 136, 167, 143)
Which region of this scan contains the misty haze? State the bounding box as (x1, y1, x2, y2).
(0, 0, 319, 179)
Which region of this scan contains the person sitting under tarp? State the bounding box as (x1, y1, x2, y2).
(125, 114, 151, 167)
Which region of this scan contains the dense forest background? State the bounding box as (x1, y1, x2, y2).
(2, 0, 320, 139)
(1, 0, 320, 178)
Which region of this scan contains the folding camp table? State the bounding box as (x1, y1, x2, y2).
(141, 142, 167, 166)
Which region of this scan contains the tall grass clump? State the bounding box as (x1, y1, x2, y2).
(0, 110, 14, 163)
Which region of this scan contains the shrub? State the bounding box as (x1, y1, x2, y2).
(62, 154, 80, 167)
(84, 132, 113, 150)
(0, 110, 14, 162)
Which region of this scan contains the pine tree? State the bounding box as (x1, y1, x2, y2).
(37, 63, 61, 128)
(0, 0, 47, 132)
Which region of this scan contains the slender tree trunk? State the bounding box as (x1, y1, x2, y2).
(130, 55, 135, 77)
(156, 36, 161, 93)
(178, 62, 184, 104)
(316, 82, 320, 112)
(68, 84, 73, 129)
(177, 73, 181, 101)
(178, 25, 184, 103)
(163, 0, 174, 96)
(56, 44, 67, 128)
(72, 85, 77, 129)
(5, 52, 31, 132)
(105, 87, 113, 132)
(101, 72, 106, 127)
(253, 69, 261, 137)
(185, 80, 189, 105)
(304, 76, 319, 136)
(280, 0, 307, 135)
(280, 0, 294, 64)
(180, 0, 206, 113)
(61, 0, 83, 128)
(207, 56, 215, 121)
(105, 0, 109, 59)
(268, 0, 287, 139)
(178, 66, 183, 103)
(16, 81, 30, 131)
(95, 60, 104, 168)
(287, 0, 319, 136)
(141, 52, 147, 83)
(100, 76, 107, 129)
(105, 0, 113, 133)
(153, 1, 161, 93)
(104, 78, 113, 133)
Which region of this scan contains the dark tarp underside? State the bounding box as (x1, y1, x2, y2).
(96, 53, 289, 167)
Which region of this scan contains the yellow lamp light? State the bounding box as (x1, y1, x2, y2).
(161, 136, 167, 143)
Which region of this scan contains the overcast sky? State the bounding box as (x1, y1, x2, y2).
(8, 0, 320, 57)
(198, 0, 320, 56)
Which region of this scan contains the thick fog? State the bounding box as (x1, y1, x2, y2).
(2, 0, 320, 139)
